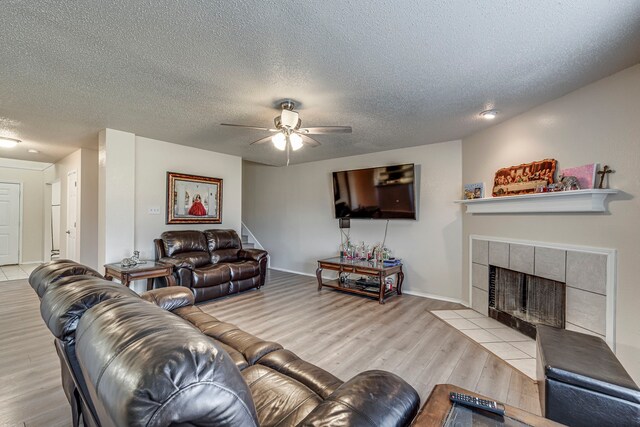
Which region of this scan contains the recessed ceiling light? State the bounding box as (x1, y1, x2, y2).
(0, 137, 20, 148)
(28, 149, 39, 153)
(479, 109, 498, 120)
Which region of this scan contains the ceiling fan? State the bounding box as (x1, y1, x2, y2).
(221, 100, 352, 165)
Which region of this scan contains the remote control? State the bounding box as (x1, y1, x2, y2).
(449, 392, 505, 416)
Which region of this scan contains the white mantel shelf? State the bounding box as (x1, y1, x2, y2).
(455, 189, 618, 214)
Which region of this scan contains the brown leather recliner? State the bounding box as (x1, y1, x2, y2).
(31, 260, 421, 427)
(154, 229, 268, 302)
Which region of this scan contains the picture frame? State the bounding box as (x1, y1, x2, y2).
(166, 172, 222, 224)
(492, 158, 557, 197)
(463, 182, 485, 199)
(560, 163, 598, 189)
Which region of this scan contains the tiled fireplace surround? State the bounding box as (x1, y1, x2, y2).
(470, 235, 616, 349)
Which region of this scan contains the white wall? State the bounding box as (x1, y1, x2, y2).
(98, 129, 135, 267)
(243, 140, 462, 301)
(44, 148, 99, 268)
(0, 165, 45, 263)
(134, 136, 242, 260)
(462, 64, 640, 382)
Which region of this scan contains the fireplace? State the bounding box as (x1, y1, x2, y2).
(470, 236, 615, 350)
(488, 266, 565, 339)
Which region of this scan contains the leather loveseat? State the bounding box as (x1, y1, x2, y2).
(154, 229, 268, 302)
(30, 260, 420, 427)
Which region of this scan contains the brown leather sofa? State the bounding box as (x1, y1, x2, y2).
(30, 260, 420, 427)
(154, 229, 268, 302)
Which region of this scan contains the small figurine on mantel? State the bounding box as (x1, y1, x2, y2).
(597, 165, 614, 189)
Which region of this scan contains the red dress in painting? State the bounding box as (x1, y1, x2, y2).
(188, 200, 207, 216)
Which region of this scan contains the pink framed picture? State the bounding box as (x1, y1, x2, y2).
(559, 163, 598, 189)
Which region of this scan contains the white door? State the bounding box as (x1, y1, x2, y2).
(66, 171, 78, 261)
(0, 183, 20, 265)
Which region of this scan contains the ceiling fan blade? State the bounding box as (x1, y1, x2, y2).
(300, 134, 321, 147)
(221, 123, 278, 132)
(298, 126, 352, 134)
(249, 135, 274, 145)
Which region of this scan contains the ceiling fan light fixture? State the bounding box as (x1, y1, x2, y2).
(272, 133, 286, 151)
(479, 109, 498, 120)
(0, 137, 20, 148)
(280, 109, 299, 128)
(290, 133, 303, 151)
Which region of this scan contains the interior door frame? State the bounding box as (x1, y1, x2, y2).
(0, 180, 23, 264)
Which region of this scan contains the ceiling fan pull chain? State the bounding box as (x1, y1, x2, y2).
(286, 136, 291, 166)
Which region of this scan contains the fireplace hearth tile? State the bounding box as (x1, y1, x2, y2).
(432, 309, 537, 380)
(472, 263, 489, 291)
(566, 251, 607, 295)
(430, 310, 463, 320)
(506, 358, 537, 379)
(489, 327, 532, 342)
(481, 342, 530, 360)
(471, 287, 489, 316)
(456, 309, 486, 319)
(469, 317, 504, 329)
(489, 241, 509, 269)
(511, 341, 537, 358)
(566, 287, 606, 335)
(509, 244, 534, 275)
(460, 328, 503, 343)
(534, 247, 566, 282)
(472, 239, 489, 265)
(444, 318, 482, 330)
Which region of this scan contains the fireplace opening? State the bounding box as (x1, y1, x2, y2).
(488, 266, 565, 339)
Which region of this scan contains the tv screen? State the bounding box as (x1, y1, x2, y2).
(332, 163, 416, 220)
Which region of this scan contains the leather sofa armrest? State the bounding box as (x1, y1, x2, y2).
(158, 257, 195, 270)
(238, 249, 268, 262)
(140, 287, 195, 311)
(298, 370, 419, 427)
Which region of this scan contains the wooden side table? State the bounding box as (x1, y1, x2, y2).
(411, 384, 562, 426)
(104, 262, 176, 291)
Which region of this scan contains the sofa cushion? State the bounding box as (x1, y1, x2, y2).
(29, 260, 103, 298)
(200, 322, 283, 365)
(228, 260, 260, 280)
(141, 287, 195, 311)
(191, 264, 231, 288)
(205, 229, 242, 252)
(258, 349, 343, 399)
(75, 297, 259, 427)
(40, 278, 138, 343)
(211, 248, 240, 264)
(242, 364, 322, 426)
(171, 251, 211, 268)
(161, 230, 208, 256)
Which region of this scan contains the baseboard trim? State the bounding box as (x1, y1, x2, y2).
(269, 266, 469, 306)
(268, 266, 316, 277)
(402, 289, 468, 306)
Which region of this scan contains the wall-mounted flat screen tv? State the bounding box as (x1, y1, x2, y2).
(332, 163, 416, 220)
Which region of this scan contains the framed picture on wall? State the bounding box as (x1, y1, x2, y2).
(166, 172, 222, 224)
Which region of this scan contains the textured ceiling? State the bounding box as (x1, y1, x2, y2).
(1, 1, 639, 165)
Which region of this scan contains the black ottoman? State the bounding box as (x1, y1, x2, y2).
(536, 325, 640, 426)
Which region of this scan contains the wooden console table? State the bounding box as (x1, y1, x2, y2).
(104, 262, 176, 291)
(316, 256, 404, 304)
(412, 384, 562, 426)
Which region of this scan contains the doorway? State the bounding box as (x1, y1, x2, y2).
(66, 170, 77, 261)
(0, 182, 20, 265)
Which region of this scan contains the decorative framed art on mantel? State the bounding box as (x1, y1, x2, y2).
(166, 172, 222, 224)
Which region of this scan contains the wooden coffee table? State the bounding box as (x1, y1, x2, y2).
(412, 384, 563, 426)
(316, 256, 404, 304)
(104, 262, 176, 291)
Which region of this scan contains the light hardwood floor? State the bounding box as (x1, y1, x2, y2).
(1, 269, 540, 426)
